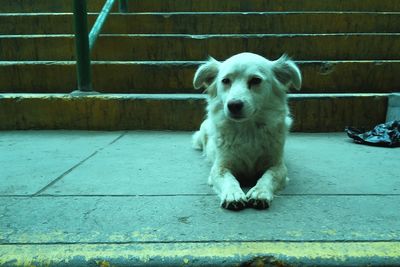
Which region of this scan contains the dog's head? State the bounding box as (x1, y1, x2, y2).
(193, 52, 302, 122)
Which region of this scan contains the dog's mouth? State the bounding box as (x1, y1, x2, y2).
(228, 113, 247, 121)
(227, 108, 257, 122)
(227, 111, 255, 122)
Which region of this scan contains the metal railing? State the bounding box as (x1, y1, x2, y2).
(72, 0, 127, 94)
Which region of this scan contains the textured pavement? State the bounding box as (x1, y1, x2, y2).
(0, 131, 399, 266)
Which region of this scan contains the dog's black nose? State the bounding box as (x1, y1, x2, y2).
(227, 100, 244, 114)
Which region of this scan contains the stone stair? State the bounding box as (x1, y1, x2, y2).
(0, 0, 398, 131)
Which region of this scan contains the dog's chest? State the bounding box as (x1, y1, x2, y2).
(217, 124, 273, 173)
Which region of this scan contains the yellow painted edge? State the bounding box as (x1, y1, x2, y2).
(0, 242, 399, 266)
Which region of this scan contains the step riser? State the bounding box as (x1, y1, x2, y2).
(1, 0, 399, 12)
(2, 35, 399, 61)
(0, 62, 398, 94)
(2, 13, 400, 34)
(0, 94, 387, 132)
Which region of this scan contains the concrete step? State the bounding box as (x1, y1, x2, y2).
(1, 34, 399, 61)
(1, 0, 399, 12)
(2, 12, 400, 34)
(0, 131, 399, 266)
(0, 61, 398, 94)
(0, 93, 387, 132)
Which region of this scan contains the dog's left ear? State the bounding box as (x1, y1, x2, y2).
(272, 55, 302, 90)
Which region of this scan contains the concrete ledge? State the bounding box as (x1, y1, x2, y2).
(0, 93, 387, 131)
(1, 242, 399, 266)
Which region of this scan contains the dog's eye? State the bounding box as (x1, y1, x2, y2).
(221, 78, 231, 85)
(248, 77, 262, 87)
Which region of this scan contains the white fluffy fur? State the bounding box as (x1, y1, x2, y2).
(192, 52, 301, 210)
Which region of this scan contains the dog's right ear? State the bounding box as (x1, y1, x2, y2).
(272, 54, 302, 91)
(193, 57, 220, 90)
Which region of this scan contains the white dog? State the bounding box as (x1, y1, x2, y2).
(192, 52, 301, 210)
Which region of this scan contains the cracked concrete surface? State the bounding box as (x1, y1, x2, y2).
(0, 131, 399, 266)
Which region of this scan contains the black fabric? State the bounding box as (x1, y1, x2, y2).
(345, 120, 400, 148)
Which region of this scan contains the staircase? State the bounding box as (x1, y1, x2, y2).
(0, 0, 399, 131)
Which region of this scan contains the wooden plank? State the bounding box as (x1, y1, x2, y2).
(0, 93, 387, 131)
(0, 0, 108, 13)
(127, 0, 400, 12)
(1, 34, 400, 61)
(3, 0, 398, 12)
(290, 94, 388, 131)
(0, 61, 399, 94)
(2, 12, 400, 34)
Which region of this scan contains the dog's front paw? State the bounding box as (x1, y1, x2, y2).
(246, 187, 273, 210)
(220, 190, 247, 211)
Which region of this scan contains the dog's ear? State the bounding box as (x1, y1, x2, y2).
(193, 57, 220, 90)
(272, 55, 302, 90)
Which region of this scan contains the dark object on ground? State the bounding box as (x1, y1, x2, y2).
(346, 121, 400, 147)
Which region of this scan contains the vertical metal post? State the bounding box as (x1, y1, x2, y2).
(119, 0, 128, 13)
(386, 93, 400, 122)
(73, 0, 93, 93)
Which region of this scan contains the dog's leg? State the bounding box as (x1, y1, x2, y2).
(246, 163, 288, 209)
(209, 164, 247, 211)
(192, 130, 204, 150)
(192, 120, 209, 150)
